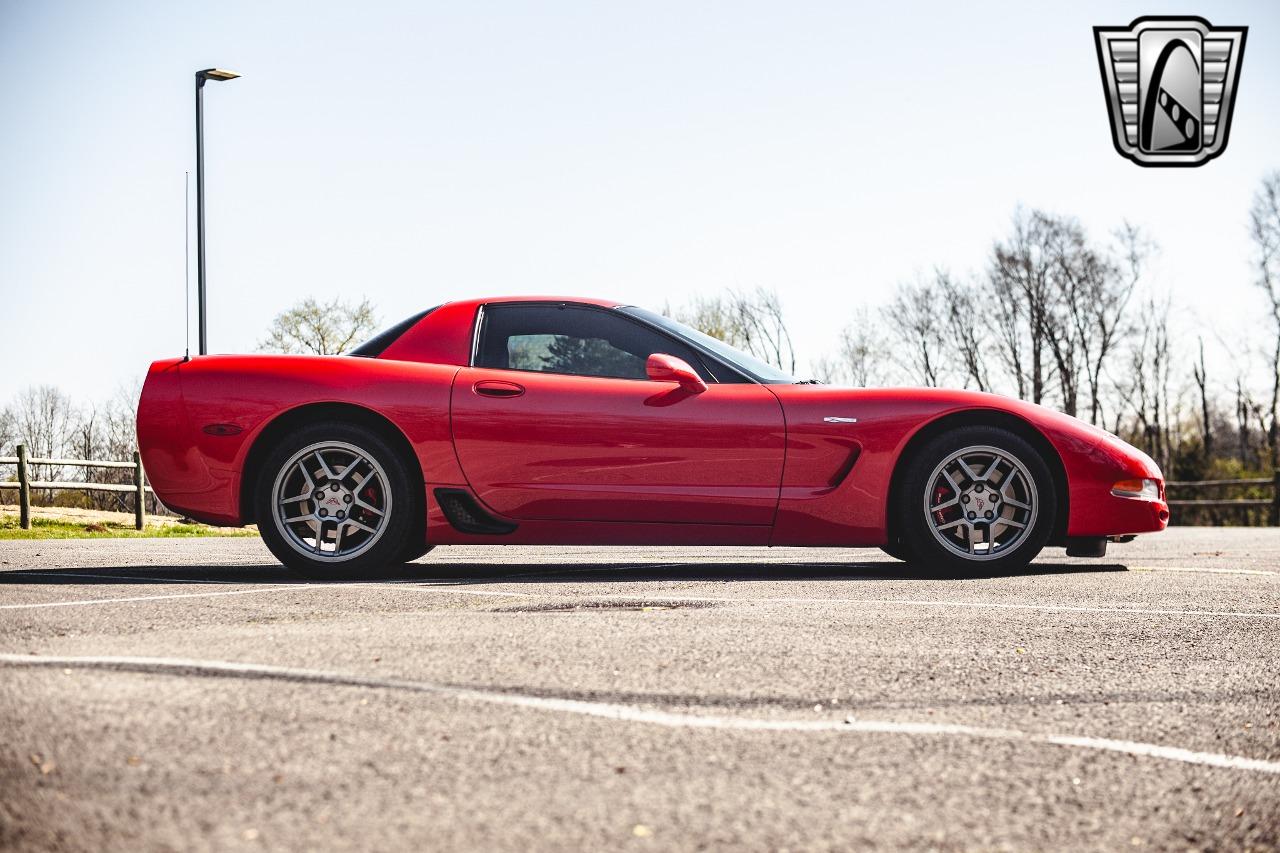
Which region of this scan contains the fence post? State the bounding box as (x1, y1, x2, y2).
(17, 443, 31, 530)
(1271, 469, 1280, 527)
(133, 451, 146, 531)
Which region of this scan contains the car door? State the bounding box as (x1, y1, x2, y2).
(449, 302, 786, 525)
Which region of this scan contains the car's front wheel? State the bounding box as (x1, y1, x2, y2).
(896, 425, 1056, 573)
(255, 422, 421, 578)
(879, 539, 908, 562)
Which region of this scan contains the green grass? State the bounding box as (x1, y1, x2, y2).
(0, 515, 259, 540)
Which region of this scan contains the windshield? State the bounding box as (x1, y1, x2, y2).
(617, 306, 797, 384)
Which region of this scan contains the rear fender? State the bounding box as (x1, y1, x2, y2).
(140, 355, 464, 526)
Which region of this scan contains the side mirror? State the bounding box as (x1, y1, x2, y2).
(646, 353, 707, 394)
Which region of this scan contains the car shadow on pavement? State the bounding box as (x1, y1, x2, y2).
(0, 561, 1130, 585)
(400, 561, 1132, 584)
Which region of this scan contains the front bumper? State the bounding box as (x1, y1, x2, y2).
(1065, 434, 1169, 538)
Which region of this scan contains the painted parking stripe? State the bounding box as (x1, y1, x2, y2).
(2, 570, 1276, 619)
(392, 584, 1280, 620)
(2, 653, 1276, 775)
(0, 572, 507, 609)
(0, 585, 318, 610)
(0, 578, 414, 610)
(1130, 565, 1278, 577)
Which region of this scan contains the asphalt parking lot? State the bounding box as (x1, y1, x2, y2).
(1, 528, 1277, 851)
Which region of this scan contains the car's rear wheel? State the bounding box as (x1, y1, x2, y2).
(255, 422, 422, 578)
(896, 426, 1056, 573)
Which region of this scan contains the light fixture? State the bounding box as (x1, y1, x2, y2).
(198, 68, 241, 82)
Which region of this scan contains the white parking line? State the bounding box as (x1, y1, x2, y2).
(0, 585, 317, 609)
(0, 576, 427, 610)
(0, 572, 511, 609)
(2, 653, 1276, 775)
(1131, 565, 1279, 577)
(2, 569, 1277, 619)
(393, 584, 1280, 620)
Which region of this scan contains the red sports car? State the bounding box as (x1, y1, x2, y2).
(137, 296, 1168, 576)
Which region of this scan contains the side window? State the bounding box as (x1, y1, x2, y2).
(476, 304, 713, 381)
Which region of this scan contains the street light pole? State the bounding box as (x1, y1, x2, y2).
(194, 68, 240, 355)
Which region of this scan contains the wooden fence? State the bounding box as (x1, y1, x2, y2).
(1165, 473, 1280, 526)
(0, 444, 152, 530)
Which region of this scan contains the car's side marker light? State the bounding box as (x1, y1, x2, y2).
(1111, 478, 1160, 500)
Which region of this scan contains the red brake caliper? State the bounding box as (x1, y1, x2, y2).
(933, 485, 952, 526)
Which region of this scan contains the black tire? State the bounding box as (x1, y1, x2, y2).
(880, 539, 908, 562)
(398, 541, 435, 565)
(255, 421, 422, 579)
(895, 425, 1056, 574)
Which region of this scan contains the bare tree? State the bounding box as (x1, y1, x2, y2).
(811, 184, 1280, 511)
(0, 381, 156, 514)
(73, 383, 144, 509)
(102, 383, 142, 462)
(883, 277, 945, 386)
(10, 386, 75, 460)
(260, 296, 379, 355)
(1235, 376, 1253, 468)
(982, 209, 1143, 419)
(1192, 337, 1212, 464)
(807, 356, 842, 385)
(817, 308, 891, 386)
(935, 270, 991, 391)
(1036, 214, 1090, 416)
(1029, 211, 1130, 419)
(1061, 221, 1146, 425)
(0, 404, 15, 485)
(672, 294, 739, 345)
(988, 268, 1027, 399)
(989, 208, 1057, 405)
(1114, 295, 1174, 472)
(673, 288, 796, 373)
(1249, 171, 1280, 469)
(1086, 223, 1145, 424)
(731, 288, 796, 374)
(72, 404, 99, 465)
(840, 307, 891, 386)
(8, 385, 76, 497)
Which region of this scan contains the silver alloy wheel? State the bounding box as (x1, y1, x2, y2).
(922, 444, 1038, 561)
(271, 440, 392, 563)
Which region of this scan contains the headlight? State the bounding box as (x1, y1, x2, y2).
(1111, 478, 1161, 501)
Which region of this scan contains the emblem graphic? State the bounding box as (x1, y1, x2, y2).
(1094, 16, 1247, 167)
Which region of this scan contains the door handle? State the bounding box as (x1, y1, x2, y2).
(474, 380, 526, 398)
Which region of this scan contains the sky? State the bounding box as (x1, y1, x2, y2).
(2, 0, 1278, 404)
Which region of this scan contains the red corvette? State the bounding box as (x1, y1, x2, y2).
(137, 296, 1168, 576)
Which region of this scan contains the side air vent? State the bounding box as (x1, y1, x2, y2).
(828, 444, 862, 487)
(435, 488, 518, 535)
